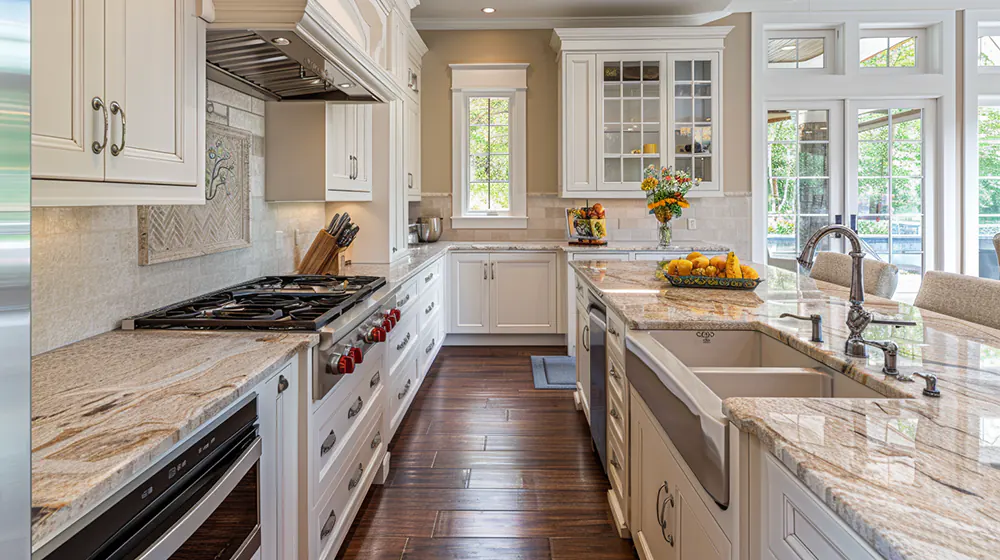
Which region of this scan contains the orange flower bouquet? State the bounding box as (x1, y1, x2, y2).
(641, 165, 699, 245)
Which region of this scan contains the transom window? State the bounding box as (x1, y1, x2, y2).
(860, 35, 917, 68)
(767, 38, 826, 69)
(468, 97, 511, 213)
(981, 35, 1000, 67)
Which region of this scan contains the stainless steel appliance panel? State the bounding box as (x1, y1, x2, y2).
(588, 297, 608, 474)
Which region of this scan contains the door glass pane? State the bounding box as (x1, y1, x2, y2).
(603, 58, 662, 187)
(855, 107, 925, 295)
(766, 109, 833, 259)
(981, 36, 1000, 67)
(978, 106, 1000, 278)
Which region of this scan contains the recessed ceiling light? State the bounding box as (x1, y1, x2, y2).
(271, 37, 291, 46)
(482, 7, 496, 14)
(338, 82, 354, 89)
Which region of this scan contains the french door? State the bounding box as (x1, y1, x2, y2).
(846, 100, 935, 298)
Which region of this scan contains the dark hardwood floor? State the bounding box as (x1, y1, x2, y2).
(337, 346, 639, 560)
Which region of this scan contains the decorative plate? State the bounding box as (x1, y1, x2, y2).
(655, 269, 764, 291)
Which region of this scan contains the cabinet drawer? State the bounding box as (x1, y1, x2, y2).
(417, 258, 444, 294)
(608, 353, 626, 406)
(416, 279, 444, 331)
(608, 435, 628, 506)
(388, 312, 418, 374)
(390, 352, 419, 433)
(764, 454, 879, 560)
(312, 407, 385, 560)
(419, 311, 444, 375)
(313, 363, 384, 494)
(574, 275, 588, 307)
(608, 387, 626, 446)
(607, 309, 626, 362)
(396, 278, 419, 316)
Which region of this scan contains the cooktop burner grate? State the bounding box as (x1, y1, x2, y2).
(127, 275, 386, 330)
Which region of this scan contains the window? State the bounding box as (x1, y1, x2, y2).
(981, 35, 1000, 67)
(766, 109, 833, 258)
(979, 105, 1000, 278)
(450, 64, 528, 229)
(468, 97, 511, 213)
(860, 35, 917, 68)
(767, 38, 826, 69)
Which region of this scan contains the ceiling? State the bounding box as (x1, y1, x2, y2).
(412, 0, 733, 27)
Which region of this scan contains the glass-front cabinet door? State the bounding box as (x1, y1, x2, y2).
(669, 52, 722, 194)
(597, 54, 667, 191)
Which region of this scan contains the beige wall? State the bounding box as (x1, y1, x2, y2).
(418, 14, 752, 194)
(420, 29, 559, 194)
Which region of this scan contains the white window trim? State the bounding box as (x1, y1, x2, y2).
(858, 27, 928, 74)
(450, 63, 528, 229)
(764, 28, 837, 74)
(978, 23, 1000, 73)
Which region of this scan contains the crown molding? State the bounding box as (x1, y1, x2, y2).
(412, 12, 731, 31)
(552, 25, 735, 52)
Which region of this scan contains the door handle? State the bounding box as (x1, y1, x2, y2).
(110, 101, 126, 156)
(91, 97, 109, 154)
(484, 262, 488, 280)
(491, 262, 496, 280)
(582, 325, 590, 351)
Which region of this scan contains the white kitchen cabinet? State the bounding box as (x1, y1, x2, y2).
(490, 253, 559, 334)
(449, 252, 491, 334)
(405, 98, 421, 201)
(631, 387, 731, 560)
(266, 102, 373, 202)
(553, 27, 731, 199)
(258, 361, 298, 560)
(31, 0, 205, 206)
(449, 252, 559, 335)
(576, 298, 591, 419)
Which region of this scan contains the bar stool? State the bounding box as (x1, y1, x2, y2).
(914, 271, 1000, 330)
(809, 251, 899, 299)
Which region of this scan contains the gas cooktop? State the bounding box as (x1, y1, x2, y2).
(123, 275, 387, 331)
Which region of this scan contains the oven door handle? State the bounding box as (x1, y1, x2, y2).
(136, 437, 263, 560)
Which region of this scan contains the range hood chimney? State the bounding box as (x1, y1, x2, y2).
(205, 0, 397, 103)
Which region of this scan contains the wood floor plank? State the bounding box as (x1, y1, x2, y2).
(433, 510, 619, 538)
(337, 346, 633, 558)
(402, 537, 550, 559)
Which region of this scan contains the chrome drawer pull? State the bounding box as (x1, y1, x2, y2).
(608, 325, 620, 337)
(425, 272, 434, 283)
(348, 463, 364, 491)
(110, 101, 126, 156)
(396, 332, 411, 351)
(399, 293, 411, 307)
(398, 379, 412, 400)
(425, 339, 435, 354)
(370, 371, 380, 388)
(320, 430, 337, 456)
(348, 397, 363, 419)
(610, 454, 622, 471)
(656, 481, 675, 546)
(320, 509, 337, 540)
(91, 97, 108, 154)
(371, 431, 382, 449)
(610, 365, 621, 380)
(610, 408, 621, 420)
(425, 301, 435, 314)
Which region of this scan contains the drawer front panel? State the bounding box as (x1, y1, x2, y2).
(574, 275, 588, 307)
(419, 309, 444, 374)
(608, 434, 627, 505)
(416, 279, 444, 331)
(608, 386, 626, 446)
(312, 407, 386, 560)
(388, 312, 418, 374)
(607, 310, 626, 362)
(417, 257, 444, 294)
(313, 363, 385, 493)
(607, 353, 626, 412)
(396, 278, 419, 316)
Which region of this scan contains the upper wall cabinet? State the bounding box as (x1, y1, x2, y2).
(32, 0, 206, 206)
(388, 9, 426, 103)
(553, 27, 732, 199)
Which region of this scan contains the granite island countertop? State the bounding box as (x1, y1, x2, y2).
(31, 330, 318, 551)
(570, 259, 1000, 560)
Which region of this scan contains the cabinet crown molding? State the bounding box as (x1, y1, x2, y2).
(552, 26, 734, 52)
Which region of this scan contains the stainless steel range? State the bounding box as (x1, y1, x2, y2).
(123, 275, 401, 401)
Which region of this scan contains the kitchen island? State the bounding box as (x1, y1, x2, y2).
(572, 259, 1000, 560)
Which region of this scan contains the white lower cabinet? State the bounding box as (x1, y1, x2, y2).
(449, 252, 559, 335)
(258, 360, 299, 560)
(576, 298, 591, 420)
(631, 387, 731, 560)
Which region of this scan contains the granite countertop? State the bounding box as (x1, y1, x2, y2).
(31, 330, 318, 551)
(571, 260, 1000, 560)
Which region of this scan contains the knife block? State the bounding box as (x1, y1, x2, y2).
(298, 230, 343, 275)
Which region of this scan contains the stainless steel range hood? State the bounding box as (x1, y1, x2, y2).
(206, 0, 397, 103)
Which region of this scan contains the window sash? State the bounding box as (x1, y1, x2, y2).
(465, 95, 513, 215)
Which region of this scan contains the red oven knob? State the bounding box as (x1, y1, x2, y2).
(327, 353, 355, 375)
(388, 308, 401, 322)
(347, 346, 364, 364)
(365, 326, 387, 344)
(381, 317, 395, 332)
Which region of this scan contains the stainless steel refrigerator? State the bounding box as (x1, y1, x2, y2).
(0, 0, 31, 557)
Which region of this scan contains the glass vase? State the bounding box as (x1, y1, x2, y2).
(658, 221, 673, 247)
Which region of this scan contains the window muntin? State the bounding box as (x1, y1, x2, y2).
(981, 35, 1000, 67)
(978, 106, 1000, 279)
(467, 96, 511, 213)
(766, 109, 832, 258)
(855, 108, 925, 294)
(767, 38, 826, 69)
(860, 36, 917, 68)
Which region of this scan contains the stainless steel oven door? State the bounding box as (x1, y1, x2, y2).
(137, 438, 262, 560)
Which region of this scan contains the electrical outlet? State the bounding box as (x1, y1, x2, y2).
(687, 218, 697, 230)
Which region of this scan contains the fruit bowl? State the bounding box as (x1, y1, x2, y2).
(655, 269, 764, 291)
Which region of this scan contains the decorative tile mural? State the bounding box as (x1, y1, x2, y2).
(138, 122, 252, 265)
